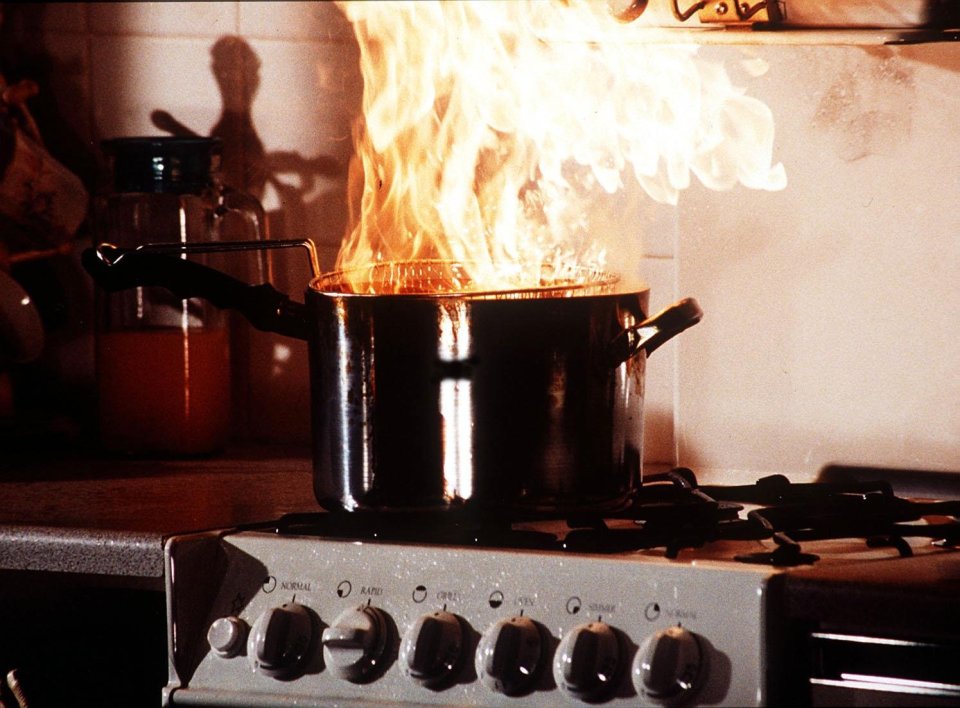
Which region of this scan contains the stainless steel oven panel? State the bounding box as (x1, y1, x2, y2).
(163, 531, 777, 707)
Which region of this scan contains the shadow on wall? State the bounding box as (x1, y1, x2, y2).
(149, 35, 353, 443)
(150, 35, 344, 247)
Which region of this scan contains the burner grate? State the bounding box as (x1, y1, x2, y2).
(251, 468, 960, 566)
(563, 469, 960, 565)
(251, 510, 565, 551)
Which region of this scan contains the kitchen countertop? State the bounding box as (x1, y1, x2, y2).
(5, 451, 950, 588)
(0, 446, 318, 584)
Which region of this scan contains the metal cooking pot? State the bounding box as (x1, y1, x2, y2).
(82, 240, 701, 519)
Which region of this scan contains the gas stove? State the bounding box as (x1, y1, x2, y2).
(162, 466, 960, 707)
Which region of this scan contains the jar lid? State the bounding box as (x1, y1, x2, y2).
(103, 136, 223, 194)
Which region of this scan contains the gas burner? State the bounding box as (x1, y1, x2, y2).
(249, 468, 960, 567)
(561, 469, 960, 564)
(734, 537, 821, 567)
(696, 471, 896, 504)
(666, 469, 959, 564)
(251, 510, 563, 551)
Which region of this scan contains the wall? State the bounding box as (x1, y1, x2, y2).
(3, 2, 957, 479)
(677, 42, 960, 479)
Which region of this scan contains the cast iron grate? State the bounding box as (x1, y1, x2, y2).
(531, 469, 959, 565)
(255, 468, 960, 567)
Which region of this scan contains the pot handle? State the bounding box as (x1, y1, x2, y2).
(608, 297, 703, 365)
(81, 243, 311, 341)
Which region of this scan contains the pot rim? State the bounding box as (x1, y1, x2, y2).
(308, 259, 645, 300)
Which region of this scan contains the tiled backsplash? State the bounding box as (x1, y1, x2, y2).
(5, 3, 958, 477)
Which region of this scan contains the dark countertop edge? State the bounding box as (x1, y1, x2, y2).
(0, 447, 317, 584)
(0, 523, 166, 580)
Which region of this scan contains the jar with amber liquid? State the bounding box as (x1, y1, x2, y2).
(94, 137, 263, 455)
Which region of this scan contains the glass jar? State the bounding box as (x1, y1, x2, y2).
(93, 136, 264, 456)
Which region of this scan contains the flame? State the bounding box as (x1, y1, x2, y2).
(335, 0, 785, 293)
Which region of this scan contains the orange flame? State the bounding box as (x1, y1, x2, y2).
(335, 0, 785, 293)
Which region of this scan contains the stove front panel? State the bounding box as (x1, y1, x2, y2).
(164, 531, 775, 706)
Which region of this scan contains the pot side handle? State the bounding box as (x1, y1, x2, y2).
(608, 297, 703, 366)
(81, 245, 310, 341)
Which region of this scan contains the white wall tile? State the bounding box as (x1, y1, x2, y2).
(249, 39, 359, 161)
(589, 186, 678, 269)
(88, 2, 237, 38)
(0, 3, 88, 34)
(640, 256, 679, 465)
(248, 38, 360, 248)
(239, 1, 354, 41)
(237, 37, 360, 441)
(90, 36, 226, 139)
(36, 3, 88, 33)
(32, 32, 92, 146)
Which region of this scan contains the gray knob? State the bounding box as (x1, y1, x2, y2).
(247, 602, 315, 679)
(475, 615, 544, 696)
(399, 610, 465, 688)
(633, 626, 707, 706)
(207, 616, 247, 658)
(552, 621, 624, 701)
(321, 605, 391, 682)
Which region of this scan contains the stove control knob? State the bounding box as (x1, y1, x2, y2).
(633, 626, 707, 706)
(247, 602, 316, 679)
(399, 610, 466, 688)
(207, 616, 247, 658)
(321, 605, 391, 682)
(475, 615, 545, 696)
(552, 620, 624, 702)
